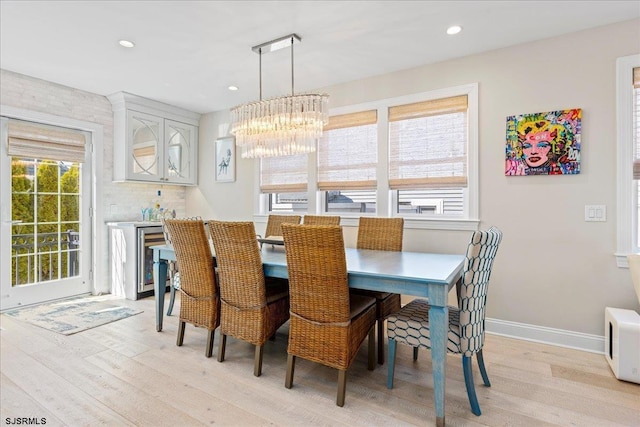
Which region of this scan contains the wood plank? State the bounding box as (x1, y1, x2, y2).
(2, 294, 639, 426)
(28, 344, 205, 426)
(0, 342, 135, 425)
(86, 348, 270, 426)
(0, 373, 64, 425)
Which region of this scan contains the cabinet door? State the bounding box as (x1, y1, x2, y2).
(127, 110, 164, 182)
(165, 119, 197, 185)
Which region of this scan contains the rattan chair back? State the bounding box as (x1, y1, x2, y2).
(163, 219, 218, 329)
(357, 217, 404, 251)
(354, 216, 404, 364)
(161, 216, 202, 316)
(282, 224, 350, 323)
(282, 223, 376, 406)
(208, 220, 290, 376)
(265, 214, 301, 237)
(209, 221, 266, 314)
(163, 219, 219, 357)
(302, 215, 341, 226)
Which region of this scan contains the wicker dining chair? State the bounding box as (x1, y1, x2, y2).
(264, 214, 301, 238)
(350, 217, 404, 364)
(163, 218, 220, 357)
(386, 226, 503, 416)
(281, 224, 376, 407)
(162, 216, 202, 316)
(302, 215, 341, 226)
(208, 220, 290, 377)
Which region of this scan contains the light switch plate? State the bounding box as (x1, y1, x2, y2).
(585, 205, 606, 222)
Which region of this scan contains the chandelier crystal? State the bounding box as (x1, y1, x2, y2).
(229, 34, 329, 158)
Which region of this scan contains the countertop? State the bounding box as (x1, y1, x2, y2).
(106, 221, 164, 227)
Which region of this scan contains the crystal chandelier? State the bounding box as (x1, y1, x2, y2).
(230, 34, 329, 158)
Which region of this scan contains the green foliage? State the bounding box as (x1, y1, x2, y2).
(11, 160, 33, 223)
(60, 164, 79, 222)
(11, 160, 34, 284)
(11, 159, 81, 285)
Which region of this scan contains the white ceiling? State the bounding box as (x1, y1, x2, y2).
(1, 1, 638, 114)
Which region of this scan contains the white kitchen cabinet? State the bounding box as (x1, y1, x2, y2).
(108, 92, 200, 185)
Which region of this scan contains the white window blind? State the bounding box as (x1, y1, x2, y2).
(7, 119, 86, 163)
(388, 95, 467, 189)
(633, 67, 640, 179)
(318, 110, 377, 190)
(260, 154, 308, 193)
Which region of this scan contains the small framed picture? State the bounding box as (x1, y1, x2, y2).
(215, 136, 235, 182)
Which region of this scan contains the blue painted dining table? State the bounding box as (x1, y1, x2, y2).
(152, 243, 464, 426)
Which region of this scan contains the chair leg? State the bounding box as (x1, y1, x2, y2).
(167, 282, 176, 316)
(337, 369, 347, 407)
(217, 334, 227, 362)
(176, 321, 185, 346)
(254, 345, 264, 377)
(285, 354, 296, 389)
(368, 326, 376, 371)
(387, 339, 397, 389)
(477, 350, 491, 387)
(377, 319, 384, 365)
(462, 355, 481, 416)
(413, 347, 419, 361)
(205, 329, 215, 358)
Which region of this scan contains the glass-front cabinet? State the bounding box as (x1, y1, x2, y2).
(128, 110, 162, 180)
(164, 119, 195, 185)
(109, 92, 199, 185)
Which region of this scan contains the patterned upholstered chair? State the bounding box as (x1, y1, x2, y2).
(281, 224, 377, 407)
(302, 215, 341, 225)
(208, 220, 290, 377)
(386, 226, 503, 416)
(350, 217, 404, 364)
(163, 219, 220, 357)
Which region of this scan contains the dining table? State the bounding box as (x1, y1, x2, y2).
(152, 243, 464, 426)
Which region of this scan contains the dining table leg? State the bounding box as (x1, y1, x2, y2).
(430, 304, 448, 426)
(153, 250, 168, 332)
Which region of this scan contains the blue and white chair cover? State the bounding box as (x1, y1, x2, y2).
(386, 226, 503, 416)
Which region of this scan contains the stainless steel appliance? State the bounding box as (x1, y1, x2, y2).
(137, 226, 167, 298)
(108, 222, 170, 300)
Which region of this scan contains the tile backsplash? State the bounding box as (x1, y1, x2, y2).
(103, 183, 186, 222)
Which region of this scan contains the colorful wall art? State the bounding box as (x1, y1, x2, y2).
(505, 108, 581, 176)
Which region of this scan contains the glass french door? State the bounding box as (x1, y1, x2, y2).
(0, 117, 92, 310)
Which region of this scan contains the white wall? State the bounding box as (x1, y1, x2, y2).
(190, 19, 640, 340)
(2, 18, 636, 343)
(0, 70, 188, 294)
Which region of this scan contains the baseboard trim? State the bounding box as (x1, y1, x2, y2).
(485, 317, 604, 354)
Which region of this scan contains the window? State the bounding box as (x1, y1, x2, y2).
(616, 54, 640, 267)
(6, 119, 85, 285)
(318, 110, 377, 213)
(261, 154, 308, 213)
(389, 95, 468, 216)
(257, 84, 478, 230)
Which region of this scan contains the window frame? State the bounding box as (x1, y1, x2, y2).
(257, 83, 479, 231)
(616, 54, 640, 268)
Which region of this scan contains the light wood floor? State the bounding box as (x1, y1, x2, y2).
(1, 294, 638, 426)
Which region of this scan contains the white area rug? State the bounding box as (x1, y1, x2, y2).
(5, 297, 142, 335)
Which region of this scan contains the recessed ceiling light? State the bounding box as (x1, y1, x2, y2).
(446, 26, 462, 35)
(119, 40, 135, 48)
(228, 85, 238, 91)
